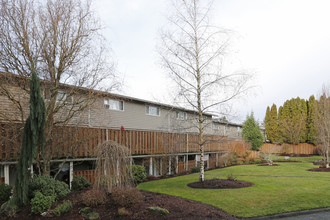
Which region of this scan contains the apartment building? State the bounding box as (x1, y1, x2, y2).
(0, 72, 243, 185)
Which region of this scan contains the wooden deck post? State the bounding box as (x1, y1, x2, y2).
(69, 161, 73, 189)
(160, 158, 163, 176)
(149, 157, 153, 176)
(186, 134, 189, 171)
(4, 165, 9, 185)
(216, 153, 219, 167)
(175, 155, 178, 174)
(168, 156, 171, 175)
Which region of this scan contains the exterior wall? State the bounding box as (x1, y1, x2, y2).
(88, 97, 214, 134)
(0, 84, 30, 122)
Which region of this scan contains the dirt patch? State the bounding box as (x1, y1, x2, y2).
(258, 164, 280, 166)
(4, 189, 237, 220)
(308, 168, 330, 172)
(187, 179, 254, 189)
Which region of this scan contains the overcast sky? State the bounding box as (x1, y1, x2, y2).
(93, 0, 330, 124)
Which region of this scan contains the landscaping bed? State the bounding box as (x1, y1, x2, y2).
(308, 168, 330, 172)
(187, 179, 253, 189)
(3, 189, 236, 219)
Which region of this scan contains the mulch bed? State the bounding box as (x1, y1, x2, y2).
(187, 179, 254, 189)
(258, 164, 279, 166)
(4, 189, 237, 220)
(308, 168, 330, 172)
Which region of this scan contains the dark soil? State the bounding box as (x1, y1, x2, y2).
(308, 168, 330, 172)
(4, 189, 237, 220)
(258, 164, 279, 166)
(187, 179, 254, 189)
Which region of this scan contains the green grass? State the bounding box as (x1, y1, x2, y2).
(275, 155, 322, 162)
(138, 162, 330, 218)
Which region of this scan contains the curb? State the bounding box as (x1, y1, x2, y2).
(240, 207, 330, 219)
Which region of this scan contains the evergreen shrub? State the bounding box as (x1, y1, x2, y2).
(29, 175, 70, 201)
(31, 191, 55, 214)
(71, 176, 91, 191)
(52, 200, 72, 216)
(0, 183, 12, 201)
(131, 165, 147, 183)
(191, 166, 200, 173)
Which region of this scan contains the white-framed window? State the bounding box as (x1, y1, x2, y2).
(212, 122, 220, 130)
(104, 99, 110, 109)
(56, 90, 72, 103)
(176, 111, 187, 120)
(104, 99, 124, 111)
(146, 105, 160, 116)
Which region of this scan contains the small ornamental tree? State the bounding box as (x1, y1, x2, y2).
(242, 112, 264, 151)
(14, 71, 46, 206)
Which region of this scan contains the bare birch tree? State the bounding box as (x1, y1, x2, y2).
(0, 0, 119, 174)
(315, 86, 330, 168)
(159, 0, 251, 182)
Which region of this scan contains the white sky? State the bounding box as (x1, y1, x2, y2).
(93, 0, 330, 124)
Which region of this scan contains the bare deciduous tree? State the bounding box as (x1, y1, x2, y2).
(159, 0, 251, 181)
(315, 86, 330, 168)
(0, 0, 119, 174)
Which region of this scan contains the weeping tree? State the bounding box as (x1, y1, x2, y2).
(14, 71, 45, 206)
(95, 141, 133, 193)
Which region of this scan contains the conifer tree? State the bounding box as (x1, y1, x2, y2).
(307, 95, 317, 145)
(270, 104, 279, 142)
(278, 97, 307, 144)
(14, 71, 45, 206)
(264, 106, 271, 141)
(242, 112, 264, 150)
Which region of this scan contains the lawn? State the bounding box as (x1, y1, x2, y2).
(275, 155, 322, 162)
(138, 162, 330, 218)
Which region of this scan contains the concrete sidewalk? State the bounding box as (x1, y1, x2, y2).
(244, 208, 330, 220)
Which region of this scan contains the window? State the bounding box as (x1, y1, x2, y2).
(237, 127, 241, 132)
(56, 90, 72, 103)
(176, 111, 187, 120)
(104, 99, 124, 111)
(104, 99, 110, 109)
(212, 123, 220, 130)
(146, 105, 160, 116)
(225, 125, 230, 131)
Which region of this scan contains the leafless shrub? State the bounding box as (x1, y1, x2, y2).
(94, 141, 133, 193)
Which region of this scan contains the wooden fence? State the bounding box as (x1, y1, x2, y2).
(0, 123, 229, 160)
(261, 143, 318, 155)
(74, 170, 97, 185)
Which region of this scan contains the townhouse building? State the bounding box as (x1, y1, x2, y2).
(0, 72, 243, 185)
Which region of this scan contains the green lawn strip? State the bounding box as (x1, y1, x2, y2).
(275, 155, 322, 162)
(138, 163, 330, 218)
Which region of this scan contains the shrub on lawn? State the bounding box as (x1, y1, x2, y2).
(111, 187, 142, 208)
(81, 189, 107, 207)
(52, 200, 72, 216)
(191, 166, 200, 173)
(0, 182, 12, 201)
(227, 173, 237, 181)
(31, 191, 55, 214)
(71, 176, 91, 191)
(29, 175, 70, 201)
(131, 165, 147, 183)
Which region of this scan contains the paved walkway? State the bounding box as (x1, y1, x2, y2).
(276, 211, 330, 220)
(246, 208, 330, 220)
